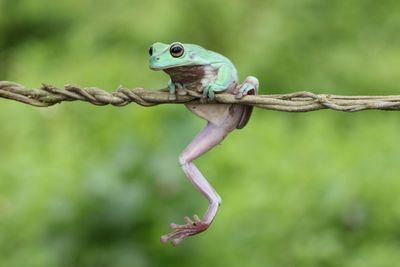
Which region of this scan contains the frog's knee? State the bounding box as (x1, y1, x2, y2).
(178, 154, 188, 165)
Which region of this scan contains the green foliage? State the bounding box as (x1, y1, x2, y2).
(1, 0, 400, 266)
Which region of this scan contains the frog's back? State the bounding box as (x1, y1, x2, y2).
(185, 44, 236, 68)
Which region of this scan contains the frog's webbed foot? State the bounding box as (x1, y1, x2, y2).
(235, 76, 259, 99)
(160, 215, 209, 246)
(201, 86, 214, 103)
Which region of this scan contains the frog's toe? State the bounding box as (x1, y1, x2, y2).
(207, 90, 215, 101)
(235, 84, 252, 99)
(168, 93, 177, 100)
(161, 215, 209, 246)
(176, 84, 188, 96)
(200, 86, 215, 103)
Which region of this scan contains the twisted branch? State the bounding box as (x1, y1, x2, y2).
(1, 81, 400, 112)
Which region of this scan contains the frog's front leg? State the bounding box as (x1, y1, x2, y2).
(202, 64, 235, 101)
(168, 80, 187, 100)
(160, 122, 231, 246)
(167, 79, 177, 100)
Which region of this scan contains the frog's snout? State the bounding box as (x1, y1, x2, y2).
(149, 56, 161, 70)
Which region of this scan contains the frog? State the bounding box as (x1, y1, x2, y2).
(149, 42, 259, 246)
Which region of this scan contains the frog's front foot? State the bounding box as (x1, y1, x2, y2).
(160, 215, 209, 246)
(176, 83, 188, 96)
(201, 85, 217, 103)
(202, 81, 234, 102)
(235, 76, 259, 99)
(168, 81, 187, 100)
(168, 80, 177, 100)
(168, 93, 177, 100)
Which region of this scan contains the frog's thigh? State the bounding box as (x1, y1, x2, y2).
(185, 103, 232, 126)
(209, 65, 234, 92)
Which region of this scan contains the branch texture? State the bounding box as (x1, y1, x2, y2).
(1, 81, 400, 112)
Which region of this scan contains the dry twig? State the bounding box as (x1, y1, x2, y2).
(1, 81, 400, 112)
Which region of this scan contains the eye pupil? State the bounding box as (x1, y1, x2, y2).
(171, 46, 182, 53)
(170, 43, 184, 57)
(148, 46, 153, 56)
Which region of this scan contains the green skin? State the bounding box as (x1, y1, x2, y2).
(149, 42, 259, 246)
(149, 42, 239, 100)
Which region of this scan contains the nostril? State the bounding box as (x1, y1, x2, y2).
(156, 57, 160, 60)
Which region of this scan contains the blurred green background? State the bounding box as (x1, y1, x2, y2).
(1, 0, 400, 266)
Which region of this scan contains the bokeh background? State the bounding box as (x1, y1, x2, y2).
(1, 0, 400, 266)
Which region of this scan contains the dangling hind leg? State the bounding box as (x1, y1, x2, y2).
(160, 122, 229, 246)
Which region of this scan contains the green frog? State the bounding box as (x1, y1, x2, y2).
(149, 42, 259, 246)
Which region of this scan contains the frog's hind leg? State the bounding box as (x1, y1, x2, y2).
(160, 122, 229, 246)
(236, 76, 259, 129)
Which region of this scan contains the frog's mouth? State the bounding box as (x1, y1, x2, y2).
(163, 65, 206, 75)
(149, 55, 207, 70)
(149, 62, 204, 71)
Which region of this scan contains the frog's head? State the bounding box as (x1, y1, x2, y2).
(149, 42, 209, 70)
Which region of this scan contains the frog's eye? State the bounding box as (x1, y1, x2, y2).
(170, 43, 184, 58)
(148, 46, 153, 56)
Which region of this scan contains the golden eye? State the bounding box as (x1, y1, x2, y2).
(170, 43, 184, 58)
(148, 46, 153, 56)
